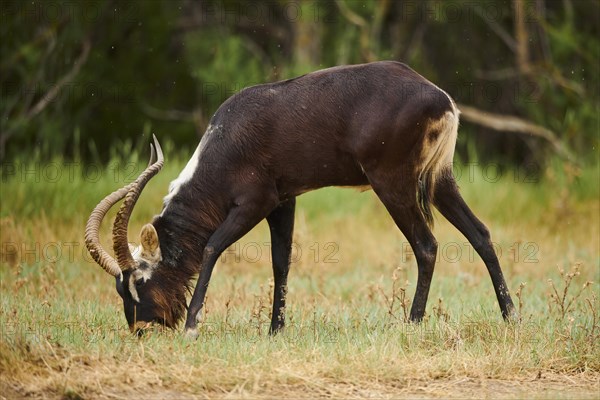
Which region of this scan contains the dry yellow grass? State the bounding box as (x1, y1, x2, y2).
(1, 159, 599, 399)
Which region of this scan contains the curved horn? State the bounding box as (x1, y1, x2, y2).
(84, 141, 158, 277)
(112, 135, 164, 270)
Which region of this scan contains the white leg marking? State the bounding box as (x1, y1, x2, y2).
(184, 327, 199, 340)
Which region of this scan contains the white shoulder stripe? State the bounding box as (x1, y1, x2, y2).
(161, 124, 215, 213)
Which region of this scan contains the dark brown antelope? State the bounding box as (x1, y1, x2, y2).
(85, 61, 516, 338)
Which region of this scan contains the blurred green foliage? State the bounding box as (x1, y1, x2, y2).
(1, 0, 598, 166)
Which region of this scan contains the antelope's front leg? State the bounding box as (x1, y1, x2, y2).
(183, 246, 218, 340)
(266, 198, 296, 334)
(184, 196, 278, 339)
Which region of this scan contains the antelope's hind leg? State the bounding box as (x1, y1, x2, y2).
(366, 168, 438, 322)
(433, 169, 516, 320)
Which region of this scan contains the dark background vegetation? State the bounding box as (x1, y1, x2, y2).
(1, 0, 598, 167)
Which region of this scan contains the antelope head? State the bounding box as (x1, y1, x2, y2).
(84, 136, 186, 333)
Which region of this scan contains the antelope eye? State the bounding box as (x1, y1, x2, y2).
(135, 278, 144, 287)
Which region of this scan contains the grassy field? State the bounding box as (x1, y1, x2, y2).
(1, 149, 599, 399)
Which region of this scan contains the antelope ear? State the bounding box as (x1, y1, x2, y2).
(140, 224, 161, 263)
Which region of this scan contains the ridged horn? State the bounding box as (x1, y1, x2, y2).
(84, 137, 159, 276)
(112, 135, 164, 270)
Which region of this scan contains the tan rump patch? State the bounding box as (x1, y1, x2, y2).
(418, 109, 459, 186)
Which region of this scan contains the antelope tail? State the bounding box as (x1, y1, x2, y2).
(417, 105, 459, 227)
